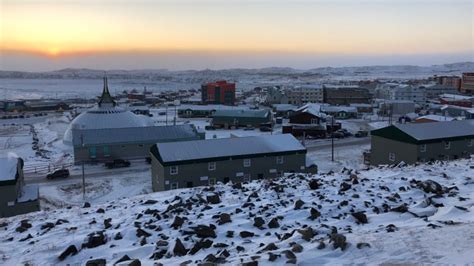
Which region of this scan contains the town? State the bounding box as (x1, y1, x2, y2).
(1, 0, 473, 264)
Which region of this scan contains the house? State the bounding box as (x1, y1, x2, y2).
(150, 134, 317, 191)
(414, 115, 454, 123)
(460, 72, 474, 94)
(71, 124, 204, 164)
(0, 157, 40, 218)
(369, 120, 474, 165)
(440, 105, 474, 119)
(438, 94, 473, 108)
(377, 100, 416, 116)
(211, 109, 272, 128)
(272, 104, 297, 118)
(289, 104, 327, 124)
(321, 106, 358, 119)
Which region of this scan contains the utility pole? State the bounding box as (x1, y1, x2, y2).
(174, 105, 177, 125)
(331, 116, 335, 162)
(80, 134, 86, 200)
(165, 105, 168, 125)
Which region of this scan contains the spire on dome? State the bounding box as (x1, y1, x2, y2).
(98, 76, 116, 107)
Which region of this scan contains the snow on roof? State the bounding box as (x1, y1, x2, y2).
(321, 106, 357, 113)
(0, 157, 18, 182)
(395, 120, 474, 140)
(212, 109, 270, 118)
(155, 134, 305, 163)
(439, 94, 474, 101)
(272, 104, 297, 112)
(416, 115, 454, 122)
(72, 125, 201, 146)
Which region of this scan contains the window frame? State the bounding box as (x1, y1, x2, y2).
(208, 162, 216, 171)
(170, 182, 179, 189)
(468, 139, 474, 147)
(444, 141, 451, 150)
(388, 152, 395, 162)
(208, 178, 216, 186)
(243, 159, 251, 167)
(276, 156, 284, 164)
(170, 166, 178, 175)
(420, 144, 426, 153)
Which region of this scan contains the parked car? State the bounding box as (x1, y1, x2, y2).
(355, 130, 369, 137)
(259, 126, 273, 132)
(244, 127, 255, 131)
(205, 125, 216, 130)
(46, 169, 70, 179)
(330, 131, 345, 139)
(337, 129, 352, 137)
(105, 159, 131, 169)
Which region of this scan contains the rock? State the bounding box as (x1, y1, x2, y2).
(226, 231, 234, 238)
(86, 258, 106, 266)
(253, 217, 265, 229)
(15, 226, 28, 233)
(330, 233, 347, 250)
(41, 222, 55, 230)
(391, 204, 408, 213)
(268, 218, 280, 229)
(356, 242, 371, 249)
(136, 228, 151, 238)
(282, 250, 296, 259)
(82, 231, 107, 249)
(308, 179, 320, 190)
(268, 252, 279, 262)
(19, 234, 33, 242)
(55, 219, 69, 225)
(143, 199, 158, 205)
(340, 182, 351, 192)
(236, 245, 245, 252)
(114, 255, 131, 265)
(386, 224, 398, 232)
(261, 242, 278, 251)
(297, 227, 314, 241)
(317, 241, 326, 250)
(218, 213, 232, 225)
(308, 208, 321, 220)
(351, 211, 368, 224)
(83, 202, 91, 208)
(104, 218, 112, 229)
(58, 245, 78, 261)
(291, 243, 303, 253)
(114, 232, 123, 240)
(191, 225, 216, 238)
(171, 216, 184, 229)
(206, 194, 221, 204)
(123, 259, 141, 266)
(96, 208, 105, 213)
(417, 180, 444, 195)
(173, 238, 188, 256)
(294, 199, 305, 210)
(156, 240, 169, 247)
(204, 254, 217, 263)
(189, 239, 214, 255)
(240, 231, 255, 238)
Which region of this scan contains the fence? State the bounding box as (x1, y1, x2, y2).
(23, 162, 74, 176)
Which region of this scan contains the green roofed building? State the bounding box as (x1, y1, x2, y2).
(369, 120, 474, 165)
(211, 109, 272, 128)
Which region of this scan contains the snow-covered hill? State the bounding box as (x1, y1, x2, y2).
(1, 159, 473, 265)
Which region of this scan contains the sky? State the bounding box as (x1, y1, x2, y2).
(0, 0, 473, 71)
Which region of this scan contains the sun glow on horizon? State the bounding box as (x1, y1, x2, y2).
(1, 0, 472, 67)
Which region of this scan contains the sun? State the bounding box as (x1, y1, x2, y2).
(47, 47, 61, 57)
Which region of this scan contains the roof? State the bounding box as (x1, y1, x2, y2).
(72, 124, 201, 146)
(292, 103, 327, 118)
(152, 134, 306, 165)
(321, 106, 357, 113)
(212, 109, 270, 118)
(272, 104, 297, 112)
(0, 157, 19, 184)
(372, 120, 474, 144)
(416, 115, 454, 122)
(439, 94, 474, 101)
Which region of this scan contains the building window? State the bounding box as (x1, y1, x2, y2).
(170, 166, 178, 175)
(7, 201, 14, 207)
(200, 176, 209, 181)
(89, 147, 97, 159)
(445, 141, 451, 150)
(277, 171, 283, 177)
(208, 162, 216, 171)
(444, 155, 450, 160)
(420, 144, 426, 153)
(276, 156, 284, 164)
(138, 144, 144, 147)
(209, 178, 216, 186)
(243, 159, 251, 167)
(103, 146, 110, 157)
(170, 182, 179, 189)
(388, 152, 395, 162)
(468, 139, 474, 147)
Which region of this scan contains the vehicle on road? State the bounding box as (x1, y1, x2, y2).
(105, 159, 131, 169)
(205, 125, 216, 130)
(259, 126, 273, 132)
(330, 131, 345, 139)
(355, 130, 369, 137)
(337, 129, 352, 137)
(46, 169, 70, 180)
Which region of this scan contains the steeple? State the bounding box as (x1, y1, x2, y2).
(98, 76, 116, 107)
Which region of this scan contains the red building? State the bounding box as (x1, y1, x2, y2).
(461, 73, 474, 95)
(201, 80, 236, 105)
(434, 75, 461, 91)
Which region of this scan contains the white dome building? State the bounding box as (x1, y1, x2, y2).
(63, 77, 153, 144)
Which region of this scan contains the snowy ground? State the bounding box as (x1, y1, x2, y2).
(0, 159, 473, 265)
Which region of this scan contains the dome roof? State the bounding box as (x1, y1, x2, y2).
(63, 78, 154, 144)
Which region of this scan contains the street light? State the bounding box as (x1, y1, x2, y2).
(80, 134, 86, 200)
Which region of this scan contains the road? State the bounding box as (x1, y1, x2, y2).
(305, 136, 370, 151)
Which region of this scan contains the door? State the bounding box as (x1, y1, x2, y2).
(89, 147, 97, 159)
(186, 181, 193, 188)
(103, 146, 110, 157)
